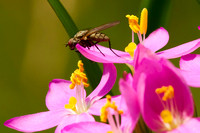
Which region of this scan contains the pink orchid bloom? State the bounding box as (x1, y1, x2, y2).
(61, 94, 139, 133)
(4, 63, 117, 133)
(133, 45, 200, 133)
(179, 54, 200, 87)
(76, 27, 200, 64)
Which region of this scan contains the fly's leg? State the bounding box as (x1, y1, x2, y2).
(108, 40, 120, 57)
(94, 45, 105, 56)
(91, 41, 105, 56)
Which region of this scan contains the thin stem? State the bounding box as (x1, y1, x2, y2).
(137, 32, 143, 44)
(132, 30, 135, 42)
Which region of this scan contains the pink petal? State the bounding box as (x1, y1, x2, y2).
(55, 113, 95, 133)
(86, 63, 117, 103)
(61, 122, 110, 133)
(180, 71, 200, 87)
(4, 110, 69, 132)
(179, 54, 200, 87)
(119, 96, 135, 133)
(165, 118, 200, 133)
(156, 39, 200, 59)
(46, 79, 85, 110)
(88, 95, 121, 116)
(76, 44, 133, 64)
(119, 73, 140, 129)
(180, 54, 200, 73)
(143, 27, 169, 52)
(133, 44, 159, 69)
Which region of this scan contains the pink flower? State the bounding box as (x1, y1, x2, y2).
(76, 27, 200, 65)
(61, 68, 141, 133)
(179, 54, 200, 87)
(133, 45, 200, 133)
(4, 63, 117, 133)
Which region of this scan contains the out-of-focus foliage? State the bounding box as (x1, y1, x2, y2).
(1, 0, 200, 132)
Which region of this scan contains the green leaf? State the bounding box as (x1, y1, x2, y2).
(47, 0, 102, 89)
(140, 0, 172, 35)
(48, 0, 78, 38)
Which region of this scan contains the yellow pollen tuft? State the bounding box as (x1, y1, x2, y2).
(140, 8, 148, 34)
(69, 60, 89, 89)
(107, 131, 113, 133)
(126, 14, 140, 33)
(65, 96, 77, 111)
(100, 95, 123, 122)
(155, 85, 174, 101)
(160, 110, 173, 124)
(78, 60, 84, 72)
(106, 95, 112, 102)
(125, 42, 137, 57)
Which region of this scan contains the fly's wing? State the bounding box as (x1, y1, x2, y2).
(81, 21, 120, 40)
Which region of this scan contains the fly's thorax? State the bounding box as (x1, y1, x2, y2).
(89, 32, 109, 42)
(74, 30, 89, 38)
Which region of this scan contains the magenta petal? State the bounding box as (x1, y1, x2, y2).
(119, 73, 140, 129)
(46, 79, 81, 110)
(4, 110, 69, 132)
(180, 54, 200, 73)
(61, 122, 110, 133)
(143, 27, 169, 52)
(133, 44, 158, 69)
(55, 113, 95, 133)
(179, 54, 200, 87)
(86, 63, 117, 103)
(156, 39, 200, 59)
(76, 44, 132, 64)
(119, 96, 135, 133)
(180, 71, 200, 87)
(88, 95, 121, 116)
(165, 118, 200, 133)
(133, 51, 194, 131)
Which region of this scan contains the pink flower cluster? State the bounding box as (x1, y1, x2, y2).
(4, 12, 200, 133)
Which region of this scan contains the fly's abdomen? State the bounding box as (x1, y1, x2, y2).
(89, 32, 109, 42)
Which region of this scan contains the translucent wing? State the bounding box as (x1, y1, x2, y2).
(81, 21, 120, 39)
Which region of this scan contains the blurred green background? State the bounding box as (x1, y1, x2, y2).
(1, 0, 200, 132)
